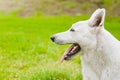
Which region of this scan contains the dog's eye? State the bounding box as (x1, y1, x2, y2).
(70, 29, 75, 32)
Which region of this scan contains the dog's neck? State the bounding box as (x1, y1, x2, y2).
(81, 29, 120, 55)
(81, 29, 120, 78)
(81, 28, 120, 68)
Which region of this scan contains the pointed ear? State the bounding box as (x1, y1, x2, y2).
(89, 8, 106, 27)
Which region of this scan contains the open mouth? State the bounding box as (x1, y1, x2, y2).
(60, 44, 81, 63)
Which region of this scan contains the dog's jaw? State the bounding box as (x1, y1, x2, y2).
(60, 43, 81, 63)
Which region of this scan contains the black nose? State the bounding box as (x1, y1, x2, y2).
(50, 36, 55, 42)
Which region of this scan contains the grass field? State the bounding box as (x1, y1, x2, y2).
(0, 15, 120, 80)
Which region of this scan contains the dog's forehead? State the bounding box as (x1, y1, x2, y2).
(72, 20, 88, 29)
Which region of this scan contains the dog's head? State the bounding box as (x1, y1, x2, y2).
(51, 8, 106, 63)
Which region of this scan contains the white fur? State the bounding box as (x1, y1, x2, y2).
(52, 8, 120, 80)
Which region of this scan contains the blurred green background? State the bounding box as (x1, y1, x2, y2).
(0, 0, 120, 80)
(0, 0, 120, 16)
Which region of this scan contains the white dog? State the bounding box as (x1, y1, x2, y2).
(51, 8, 120, 80)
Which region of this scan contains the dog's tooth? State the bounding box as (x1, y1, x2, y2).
(71, 46, 77, 52)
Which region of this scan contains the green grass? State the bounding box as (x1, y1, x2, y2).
(0, 15, 119, 80)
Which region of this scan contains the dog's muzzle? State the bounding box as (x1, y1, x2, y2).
(50, 35, 81, 63)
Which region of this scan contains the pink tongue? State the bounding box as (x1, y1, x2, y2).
(60, 44, 74, 63)
(60, 54, 67, 63)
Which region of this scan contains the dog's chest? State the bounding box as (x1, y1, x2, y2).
(81, 49, 109, 77)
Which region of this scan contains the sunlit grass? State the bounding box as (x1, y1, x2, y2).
(0, 15, 119, 80)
